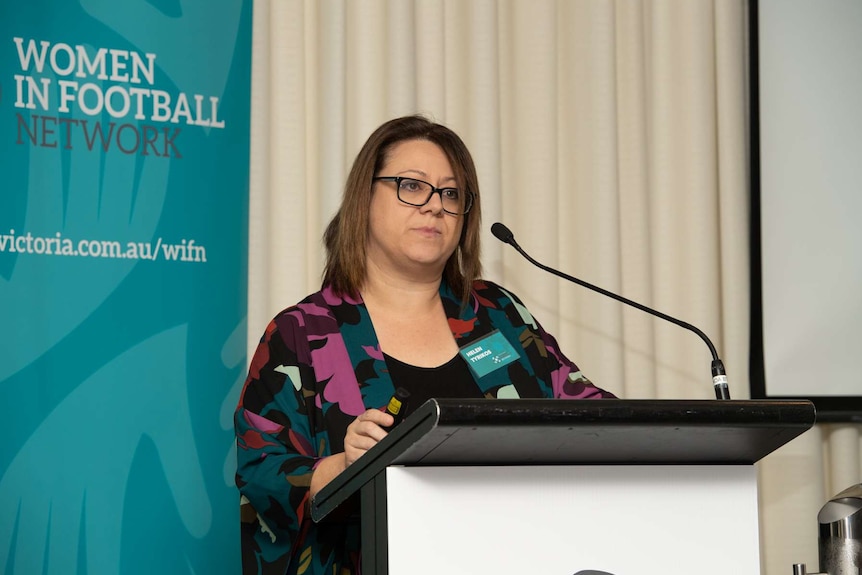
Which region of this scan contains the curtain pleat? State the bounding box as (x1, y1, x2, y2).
(614, 0, 657, 399)
(714, 0, 750, 393)
(557, 1, 624, 390)
(246, 1, 862, 572)
(499, 0, 561, 340)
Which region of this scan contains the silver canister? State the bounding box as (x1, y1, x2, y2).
(818, 483, 862, 574)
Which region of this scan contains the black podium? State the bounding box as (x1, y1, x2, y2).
(311, 398, 815, 575)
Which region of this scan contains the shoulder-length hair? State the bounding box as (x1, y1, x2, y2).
(322, 115, 482, 304)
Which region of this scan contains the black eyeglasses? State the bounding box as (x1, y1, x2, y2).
(373, 176, 474, 215)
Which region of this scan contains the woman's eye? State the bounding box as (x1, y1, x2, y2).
(400, 180, 423, 192)
(442, 189, 460, 200)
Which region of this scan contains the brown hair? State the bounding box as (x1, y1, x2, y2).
(322, 115, 482, 304)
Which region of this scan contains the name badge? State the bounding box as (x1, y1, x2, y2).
(458, 330, 519, 379)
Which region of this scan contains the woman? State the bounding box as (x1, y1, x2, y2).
(234, 115, 615, 575)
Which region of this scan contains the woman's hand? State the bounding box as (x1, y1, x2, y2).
(309, 408, 394, 497)
(343, 408, 395, 467)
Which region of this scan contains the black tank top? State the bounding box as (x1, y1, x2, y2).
(382, 352, 483, 419)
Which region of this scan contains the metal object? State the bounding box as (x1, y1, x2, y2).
(793, 563, 827, 575)
(818, 483, 862, 574)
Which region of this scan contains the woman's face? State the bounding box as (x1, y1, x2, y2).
(365, 139, 464, 282)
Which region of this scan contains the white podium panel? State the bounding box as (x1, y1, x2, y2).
(386, 465, 760, 575)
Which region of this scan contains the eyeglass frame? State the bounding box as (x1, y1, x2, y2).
(372, 176, 474, 215)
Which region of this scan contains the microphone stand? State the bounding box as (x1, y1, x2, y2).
(491, 222, 731, 400)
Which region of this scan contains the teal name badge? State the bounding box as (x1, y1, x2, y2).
(459, 330, 519, 379)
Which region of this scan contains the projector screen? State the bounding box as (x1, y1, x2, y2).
(751, 0, 862, 420)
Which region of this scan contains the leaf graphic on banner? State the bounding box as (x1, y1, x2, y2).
(0, 325, 210, 575)
(0, 67, 170, 384)
(219, 317, 249, 487)
(79, 0, 243, 100)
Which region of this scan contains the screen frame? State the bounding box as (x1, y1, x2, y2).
(747, 0, 862, 423)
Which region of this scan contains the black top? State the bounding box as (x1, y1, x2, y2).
(382, 353, 482, 420)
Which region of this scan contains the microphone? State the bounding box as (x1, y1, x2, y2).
(491, 222, 731, 400)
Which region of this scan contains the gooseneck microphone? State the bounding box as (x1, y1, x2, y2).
(491, 222, 731, 400)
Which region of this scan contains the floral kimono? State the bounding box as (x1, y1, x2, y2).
(234, 279, 615, 575)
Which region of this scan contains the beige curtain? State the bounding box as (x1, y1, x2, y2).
(246, 1, 861, 573)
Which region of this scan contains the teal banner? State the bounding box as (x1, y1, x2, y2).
(0, 1, 251, 573)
